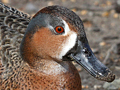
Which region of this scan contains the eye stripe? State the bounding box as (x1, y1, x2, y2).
(62, 20, 70, 36)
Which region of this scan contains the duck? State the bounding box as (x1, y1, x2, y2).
(0, 2, 115, 90)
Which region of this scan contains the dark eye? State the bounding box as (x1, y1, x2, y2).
(55, 26, 64, 34)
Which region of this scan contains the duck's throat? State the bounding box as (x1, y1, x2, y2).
(29, 59, 69, 75)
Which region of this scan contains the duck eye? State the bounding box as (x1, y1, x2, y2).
(55, 26, 64, 34)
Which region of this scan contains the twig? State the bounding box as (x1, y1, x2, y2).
(70, 5, 115, 11)
(103, 44, 115, 64)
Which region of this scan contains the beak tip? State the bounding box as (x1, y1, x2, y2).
(107, 73, 115, 82)
(96, 72, 115, 82)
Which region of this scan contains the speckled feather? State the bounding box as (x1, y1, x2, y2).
(0, 2, 35, 90)
(0, 3, 81, 90)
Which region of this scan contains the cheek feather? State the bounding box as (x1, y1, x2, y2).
(53, 20, 78, 60)
(32, 28, 67, 60)
(58, 31, 77, 59)
(32, 24, 77, 61)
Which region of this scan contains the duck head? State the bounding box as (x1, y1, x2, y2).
(20, 6, 115, 82)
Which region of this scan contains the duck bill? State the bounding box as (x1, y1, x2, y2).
(68, 40, 115, 82)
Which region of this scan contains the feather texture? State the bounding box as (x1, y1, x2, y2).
(0, 2, 33, 89)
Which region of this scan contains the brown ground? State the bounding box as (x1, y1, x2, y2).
(1, 0, 120, 90)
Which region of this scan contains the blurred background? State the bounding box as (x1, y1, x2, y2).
(1, 0, 120, 90)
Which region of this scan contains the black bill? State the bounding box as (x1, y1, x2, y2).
(63, 39, 115, 82)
